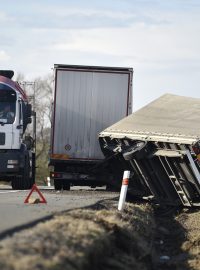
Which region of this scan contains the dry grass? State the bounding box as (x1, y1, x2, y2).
(0, 201, 154, 270)
(177, 210, 200, 269)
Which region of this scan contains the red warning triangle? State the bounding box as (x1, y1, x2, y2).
(24, 184, 47, 204)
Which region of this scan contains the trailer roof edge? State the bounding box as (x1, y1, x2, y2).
(54, 64, 133, 72)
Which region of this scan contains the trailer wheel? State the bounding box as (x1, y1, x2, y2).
(11, 177, 19, 190)
(54, 179, 62, 190)
(106, 183, 113, 191)
(63, 181, 70, 191)
(106, 183, 120, 191)
(123, 141, 146, 160)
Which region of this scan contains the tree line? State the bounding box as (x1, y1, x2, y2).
(16, 73, 54, 183)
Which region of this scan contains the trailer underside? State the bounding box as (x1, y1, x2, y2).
(99, 94, 200, 207)
(100, 137, 200, 206)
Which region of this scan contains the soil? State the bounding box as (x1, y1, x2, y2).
(152, 207, 200, 270)
(0, 198, 199, 270)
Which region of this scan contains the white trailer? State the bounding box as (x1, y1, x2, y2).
(99, 94, 200, 207)
(50, 64, 133, 190)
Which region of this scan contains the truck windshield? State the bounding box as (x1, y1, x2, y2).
(0, 84, 16, 124)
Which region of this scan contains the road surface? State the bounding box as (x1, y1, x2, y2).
(0, 185, 118, 236)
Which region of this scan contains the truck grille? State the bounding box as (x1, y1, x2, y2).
(0, 133, 5, 145)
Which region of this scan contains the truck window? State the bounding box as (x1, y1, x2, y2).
(0, 84, 16, 124)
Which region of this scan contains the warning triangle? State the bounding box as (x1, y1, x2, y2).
(24, 184, 47, 204)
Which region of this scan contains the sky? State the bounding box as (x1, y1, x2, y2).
(0, 0, 200, 111)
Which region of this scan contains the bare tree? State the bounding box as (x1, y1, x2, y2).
(16, 73, 54, 160)
(31, 74, 54, 159)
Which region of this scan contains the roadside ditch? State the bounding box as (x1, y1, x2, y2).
(0, 198, 199, 270)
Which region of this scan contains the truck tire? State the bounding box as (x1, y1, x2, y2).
(11, 156, 31, 190)
(11, 176, 19, 190)
(63, 181, 70, 191)
(54, 179, 62, 190)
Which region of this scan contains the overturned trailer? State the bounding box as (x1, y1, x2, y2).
(99, 94, 200, 207)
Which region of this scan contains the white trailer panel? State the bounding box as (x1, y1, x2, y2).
(52, 65, 133, 160)
(99, 94, 200, 207)
(100, 94, 200, 144)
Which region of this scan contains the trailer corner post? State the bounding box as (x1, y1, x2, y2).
(118, 171, 130, 211)
(186, 150, 200, 185)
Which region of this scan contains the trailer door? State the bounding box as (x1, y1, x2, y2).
(52, 68, 132, 160)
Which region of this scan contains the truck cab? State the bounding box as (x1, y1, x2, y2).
(0, 70, 35, 189)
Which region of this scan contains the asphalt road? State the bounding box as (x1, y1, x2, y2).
(0, 185, 119, 236)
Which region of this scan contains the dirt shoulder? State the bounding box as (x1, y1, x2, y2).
(1, 198, 200, 270)
(0, 199, 154, 270)
(151, 207, 200, 270)
(177, 209, 200, 269)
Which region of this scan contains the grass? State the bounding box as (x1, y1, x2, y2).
(0, 201, 154, 270)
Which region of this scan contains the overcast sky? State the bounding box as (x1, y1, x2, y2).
(0, 0, 200, 110)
